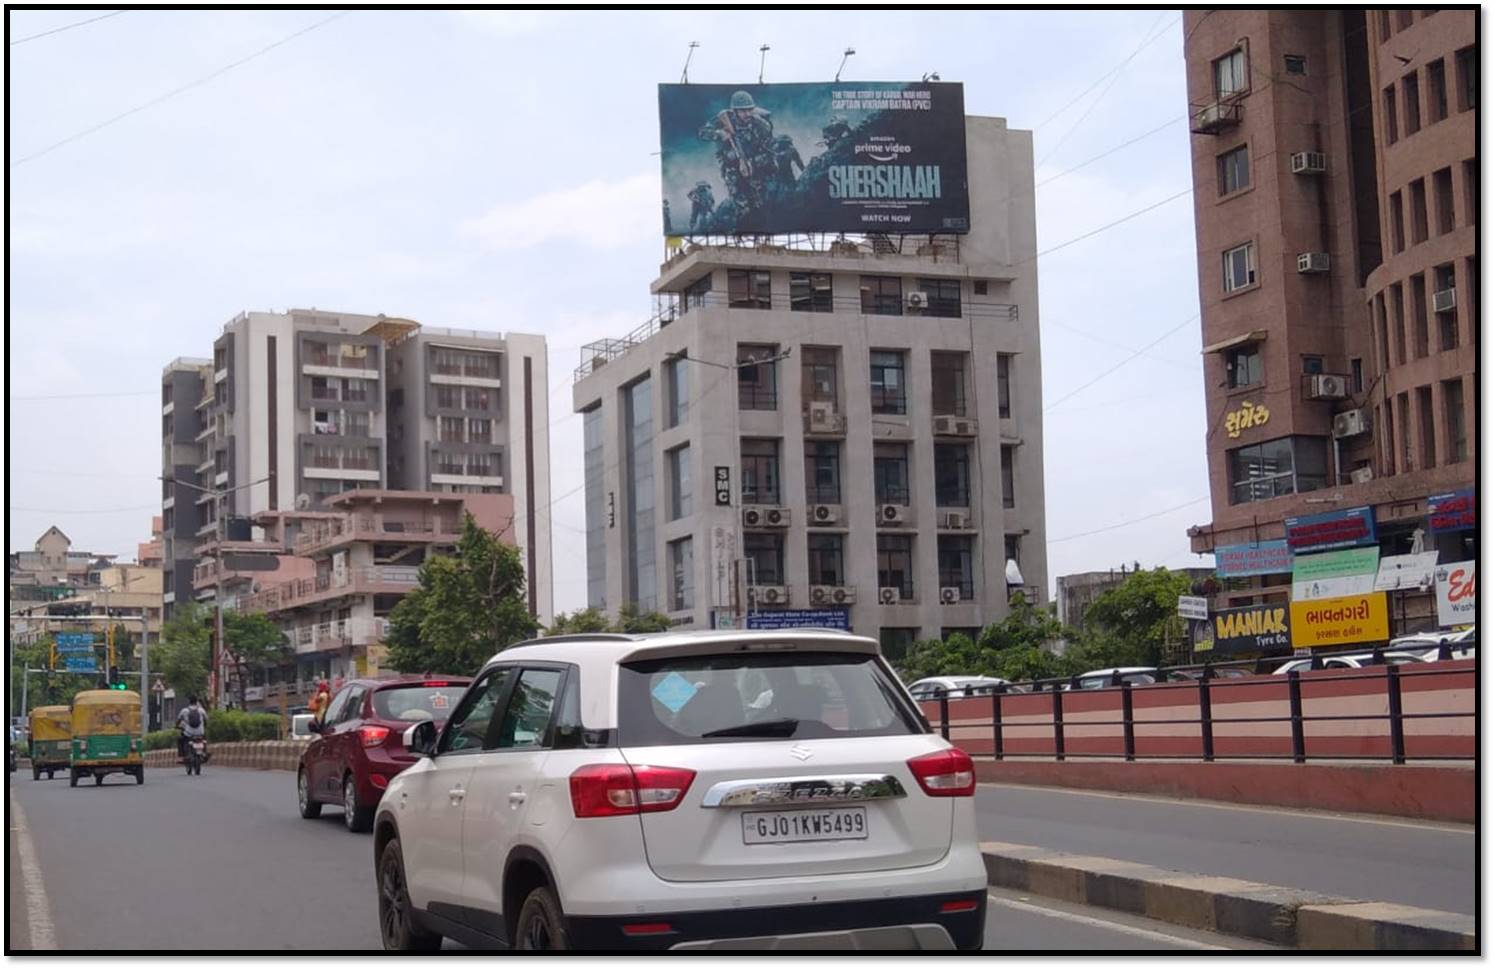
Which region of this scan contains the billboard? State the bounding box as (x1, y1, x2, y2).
(1289, 592, 1390, 650)
(658, 82, 970, 236)
(1434, 560, 1475, 626)
(1208, 604, 1292, 656)
(1291, 548, 1380, 601)
(1214, 540, 1291, 577)
(1284, 505, 1376, 553)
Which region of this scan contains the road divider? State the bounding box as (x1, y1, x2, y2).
(981, 841, 1473, 950)
(143, 741, 304, 772)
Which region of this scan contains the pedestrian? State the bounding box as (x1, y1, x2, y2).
(309, 680, 332, 722)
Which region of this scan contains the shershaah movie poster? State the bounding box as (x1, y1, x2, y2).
(658, 81, 971, 236)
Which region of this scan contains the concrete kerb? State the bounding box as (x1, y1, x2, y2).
(142, 741, 303, 772)
(980, 841, 1475, 951)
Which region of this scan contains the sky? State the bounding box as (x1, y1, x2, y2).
(8, 8, 1213, 613)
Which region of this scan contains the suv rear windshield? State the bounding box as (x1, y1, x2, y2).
(618, 650, 923, 746)
(372, 684, 468, 722)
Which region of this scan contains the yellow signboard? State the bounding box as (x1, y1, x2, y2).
(1225, 400, 1270, 438)
(1289, 592, 1390, 649)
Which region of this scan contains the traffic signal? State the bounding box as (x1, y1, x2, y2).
(108, 665, 128, 690)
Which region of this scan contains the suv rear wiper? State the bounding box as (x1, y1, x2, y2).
(702, 718, 799, 738)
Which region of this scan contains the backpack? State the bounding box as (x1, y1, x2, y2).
(185, 708, 202, 730)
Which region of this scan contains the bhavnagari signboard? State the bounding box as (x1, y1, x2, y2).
(1289, 592, 1390, 649)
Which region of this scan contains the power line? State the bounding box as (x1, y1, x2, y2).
(1044, 316, 1199, 412)
(11, 12, 348, 167)
(1048, 496, 1211, 544)
(1031, 187, 1194, 263)
(10, 10, 125, 45)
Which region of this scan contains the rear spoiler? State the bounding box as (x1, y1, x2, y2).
(619, 631, 881, 664)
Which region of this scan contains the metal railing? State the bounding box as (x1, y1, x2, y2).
(923, 642, 1475, 765)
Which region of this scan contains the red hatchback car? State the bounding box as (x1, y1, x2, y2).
(297, 675, 471, 832)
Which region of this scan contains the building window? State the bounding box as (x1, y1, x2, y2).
(727, 269, 772, 309)
(869, 351, 907, 415)
(790, 272, 833, 313)
(1444, 378, 1467, 462)
(1383, 85, 1398, 143)
(1005, 534, 1021, 568)
(740, 438, 780, 505)
(1217, 145, 1250, 195)
(1428, 58, 1448, 122)
(1455, 47, 1476, 111)
(937, 536, 975, 601)
(1389, 191, 1405, 253)
(683, 274, 712, 310)
(916, 278, 962, 318)
(438, 416, 465, 442)
(1222, 242, 1256, 292)
(1463, 159, 1476, 226)
(744, 532, 784, 586)
(1351, 358, 1364, 393)
(668, 537, 693, 612)
(1284, 54, 1307, 75)
(997, 354, 1012, 419)
(1435, 263, 1458, 350)
(1397, 392, 1413, 471)
(665, 356, 689, 428)
(1000, 446, 1016, 509)
(930, 351, 968, 417)
(1402, 73, 1421, 135)
(877, 535, 915, 600)
(974, 279, 989, 296)
(1302, 356, 1324, 375)
(1411, 273, 1429, 358)
(1375, 293, 1390, 371)
(737, 343, 778, 410)
(434, 385, 461, 409)
(1226, 345, 1264, 388)
(807, 534, 845, 586)
(1227, 436, 1328, 504)
(1377, 10, 1391, 41)
(624, 378, 657, 611)
(1213, 48, 1247, 97)
(1395, 9, 1413, 30)
(873, 443, 910, 506)
(1433, 167, 1455, 235)
(1417, 385, 1437, 470)
(583, 407, 606, 609)
(801, 347, 839, 406)
(934, 444, 971, 508)
(468, 418, 492, 444)
(860, 275, 903, 316)
(1390, 282, 1406, 363)
(667, 444, 692, 520)
(805, 442, 841, 504)
(1409, 178, 1429, 244)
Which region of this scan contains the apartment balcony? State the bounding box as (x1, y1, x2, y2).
(302, 458, 382, 483)
(294, 513, 462, 557)
(242, 566, 421, 613)
(302, 350, 379, 379)
(287, 617, 390, 655)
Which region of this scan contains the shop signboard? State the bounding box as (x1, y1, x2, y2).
(1208, 604, 1292, 656)
(1427, 489, 1474, 533)
(1291, 548, 1380, 601)
(1434, 560, 1476, 627)
(1214, 540, 1291, 577)
(1289, 592, 1390, 649)
(1284, 506, 1376, 553)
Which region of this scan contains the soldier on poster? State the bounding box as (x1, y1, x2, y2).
(771, 134, 805, 192)
(698, 90, 777, 216)
(686, 180, 716, 232)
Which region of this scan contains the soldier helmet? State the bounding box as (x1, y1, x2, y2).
(775, 134, 793, 146)
(730, 90, 756, 110)
(696, 180, 710, 188)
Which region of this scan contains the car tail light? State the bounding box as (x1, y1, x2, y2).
(569, 764, 695, 818)
(422, 681, 451, 687)
(370, 774, 389, 790)
(621, 922, 673, 937)
(907, 748, 976, 797)
(940, 898, 980, 913)
(360, 725, 391, 748)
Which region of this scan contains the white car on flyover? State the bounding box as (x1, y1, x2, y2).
(373, 630, 987, 951)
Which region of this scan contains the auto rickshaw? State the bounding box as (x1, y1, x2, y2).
(69, 690, 144, 787)
(28, 705, 72, 781)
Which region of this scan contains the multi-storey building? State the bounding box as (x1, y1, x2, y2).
(572, 115, 1048, 660)
(1182, 10, 1476, 631)
(8, 526, 115, 604)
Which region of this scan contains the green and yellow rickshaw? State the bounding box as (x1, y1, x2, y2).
(69, 690, 144, 787)
(28, 705, 72, 781)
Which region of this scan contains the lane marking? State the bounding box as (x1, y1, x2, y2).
(987, 893, 1228, 950)
(11, 793, 57, 950)
(977, 783, 1474, 834)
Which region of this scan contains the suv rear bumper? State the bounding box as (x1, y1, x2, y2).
(564, 891, 985, 951)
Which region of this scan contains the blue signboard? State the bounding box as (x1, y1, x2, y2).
(1283, 506, 1377, 554)
(1427, 488, 1474, 533)
(1214, 540, 1292, 577)
(63, 656, 99, 673)
(55, 632, 96, 653)
(746, 609, 851, 631)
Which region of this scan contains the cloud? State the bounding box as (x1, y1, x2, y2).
(462, 173, 659, 251)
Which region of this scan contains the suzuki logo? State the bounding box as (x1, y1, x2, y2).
(788, 744, 814, 762)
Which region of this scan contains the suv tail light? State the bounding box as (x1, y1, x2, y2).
(569, 764, 696, 818)
(360, 725, 392, 748)
(907, 748, 975, 797)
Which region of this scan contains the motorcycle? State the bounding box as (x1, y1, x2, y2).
(182, 736, 209, 776)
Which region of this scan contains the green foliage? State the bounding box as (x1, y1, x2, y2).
(154, 602, 212, 702)
(545, 604, 674, 636)
(386, 514, 538, 675)
(896, 595, 1080, 684)
(144, 729, 179, 751)
(204, 710, 283, 743)
(545, 607, 612, 635)
(1080, 567, 1193, 668)
(615, 603, 673, 634)
(223, 612, 291, 709)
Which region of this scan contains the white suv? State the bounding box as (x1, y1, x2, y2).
(373, 630, 987, 951)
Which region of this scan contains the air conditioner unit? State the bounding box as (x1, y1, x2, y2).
(806, 403, 843, 433)
(933, 415, 956, 435)
(1349, 466, 1375, 485)
(765, 506, 790, 527)
(1297, 252, 1330, 274)
(1192, 100, 1242, 133)
(749, 585, 789, 606)
(1310, 374, 1350, 401)
(833, 586, 857, 605)
(742, 507, 764, 528)
(1433, 288, 1457, 313)
(954, 418, 977, 436)
(939, 586, 961, 604)
(878, 586, 901, 605)
(810, 503, 839, 525)
(934, 415, 978, 437)
(1290, 151, 1327, 174)
(939, 511, 969, 530)
(879, 504, 907, 525)
(905, 291, 929, 309)
(810, 585, 833, 605)
(1332, 408, 1371, 439)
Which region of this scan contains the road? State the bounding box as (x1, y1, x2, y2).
(7, 768, 1259, 952)
(974, 783, 1475, 915)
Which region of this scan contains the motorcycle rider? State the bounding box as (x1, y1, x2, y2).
(177, 695, 208, 761)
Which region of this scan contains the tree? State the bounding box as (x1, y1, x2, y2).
(895, 596, 1080, 685)
(545, 608, 612, 635)
(615, 603, 673, 634)
(223, 612, 292, 709)
(1081, 567, 1193, 667)
(153, 602, 212, 704)
(386, 514, 538, 675)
